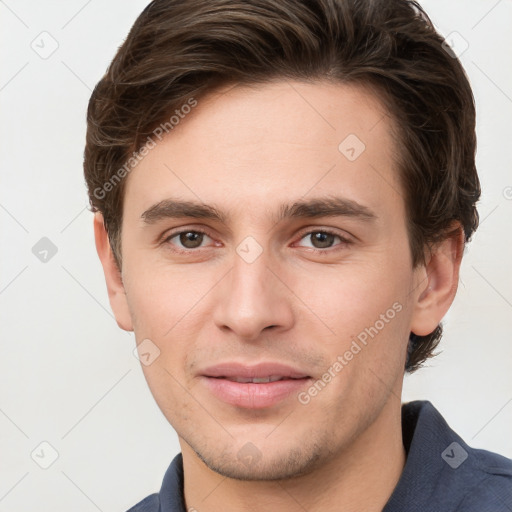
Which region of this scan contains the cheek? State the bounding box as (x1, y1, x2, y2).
(124, 262, 211, 391)
(291, 258, 409, 338)
(123, 256, 204, 337)
(290, 252, 414, 400)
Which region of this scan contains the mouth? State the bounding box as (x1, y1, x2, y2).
(212, 375, 307, 383)
(199, 361, 313, 409)
(200, 367, 312, 409)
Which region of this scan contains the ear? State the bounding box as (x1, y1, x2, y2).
(93, 212, 133, 331)
(410, 223, 465, 336)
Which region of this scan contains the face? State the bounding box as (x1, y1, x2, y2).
(107, 80, 432, 480)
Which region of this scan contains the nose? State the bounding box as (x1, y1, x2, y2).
(212, 248, 295, 341)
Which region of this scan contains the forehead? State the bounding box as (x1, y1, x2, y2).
(123, 80, 403, 227)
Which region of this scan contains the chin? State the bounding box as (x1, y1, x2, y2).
(190, 435, 327, 482)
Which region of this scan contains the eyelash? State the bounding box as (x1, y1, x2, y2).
(161, 228, 352, 255)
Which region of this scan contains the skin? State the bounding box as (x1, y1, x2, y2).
(94, 80, 463, 512)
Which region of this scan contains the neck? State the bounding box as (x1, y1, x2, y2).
(181, 396, 405, 512)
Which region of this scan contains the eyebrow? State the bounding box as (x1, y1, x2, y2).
(141, 196, 377, 225)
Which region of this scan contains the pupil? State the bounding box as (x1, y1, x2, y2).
(313, 232, 333, 248)
(177, 232, 333, 250)
(180, 232, 202, 248)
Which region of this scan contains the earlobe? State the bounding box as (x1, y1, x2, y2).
(93, 212, 134, 332)
(410, 224, 464, 337)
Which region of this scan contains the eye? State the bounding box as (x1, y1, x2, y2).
(163, 229, 214, 251)
(295, 230, 351, 252)
(161, 228, 352, 255)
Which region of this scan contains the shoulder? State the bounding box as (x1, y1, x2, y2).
(384, 401, 512, 512)
(125, 493, 160, 512)
(453, 447, 512, 511)
(124, 452, 185, 512)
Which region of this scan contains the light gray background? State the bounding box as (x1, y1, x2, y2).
(1, 1, 511, 510)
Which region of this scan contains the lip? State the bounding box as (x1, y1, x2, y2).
(200, 361, 310, 379)
(201, 376, 312, 409)
(199, 362, 312, 409)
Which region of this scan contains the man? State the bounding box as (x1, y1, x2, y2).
(84, 0, 512, 510)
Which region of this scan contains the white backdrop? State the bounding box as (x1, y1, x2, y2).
(1, 1, 511, 510)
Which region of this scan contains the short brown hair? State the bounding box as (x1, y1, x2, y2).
(84, 0, 480, 372)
